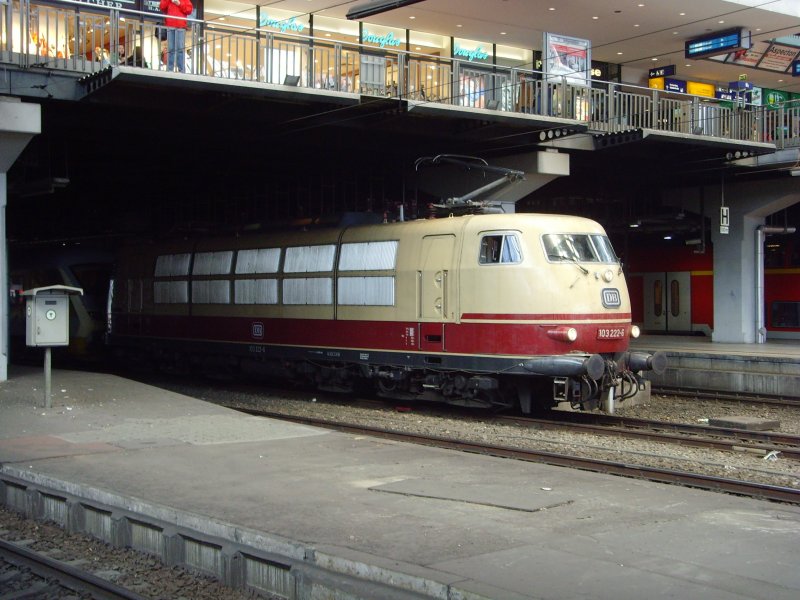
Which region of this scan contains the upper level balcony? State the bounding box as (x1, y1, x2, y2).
(2, 0, 798, 158)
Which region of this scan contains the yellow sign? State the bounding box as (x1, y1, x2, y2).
(648, 77, 665, 90)
(686, 81, 715, 97)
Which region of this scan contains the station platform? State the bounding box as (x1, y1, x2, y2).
(631, 334, 800, 397)
(1, 366, 799, 600)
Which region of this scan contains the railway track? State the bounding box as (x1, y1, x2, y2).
(0, 537, 148, 600)
(236, 407, 800, 505)
(497, 413, 800, 460)
(653, 385, 800, 406)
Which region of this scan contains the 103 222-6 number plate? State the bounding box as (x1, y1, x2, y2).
(597, 327, 626, 339)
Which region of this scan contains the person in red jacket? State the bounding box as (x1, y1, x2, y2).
(159, 0, 193, 72)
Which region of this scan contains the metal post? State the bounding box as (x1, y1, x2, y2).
(44, 346, 52, 408)
(603, 384, 615, 414)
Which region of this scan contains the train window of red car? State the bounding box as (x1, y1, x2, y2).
(479, 234, 521, 264)
(653, 280, 663, 317)
(670, 279, 680, 318)
(771, 302, 800, 328)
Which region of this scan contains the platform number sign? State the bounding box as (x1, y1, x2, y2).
(720, 206, 730, 234)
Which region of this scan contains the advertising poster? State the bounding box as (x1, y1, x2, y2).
(728, 41, 768, 68)
(758, 44, 800, 71)
(543, 32, 590, 86)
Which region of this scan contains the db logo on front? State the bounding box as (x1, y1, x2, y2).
(251, 322, 264, 339)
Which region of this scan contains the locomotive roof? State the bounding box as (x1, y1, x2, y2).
(124, 213, 606, 255)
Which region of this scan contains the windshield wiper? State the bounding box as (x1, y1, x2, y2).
(548, 254, 589, 275)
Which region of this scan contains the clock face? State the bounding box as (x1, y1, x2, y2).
(46, 309, 57, 321)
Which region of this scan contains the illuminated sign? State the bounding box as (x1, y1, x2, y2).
(648, 65, 675, 78)
(685, 28, 750, 59)
(453, 45, 490, 62)
(664, 78, 686, 93)
(259, 15, 306, 33)
(363, 31, 402, 48)
(793, 60, 800, 77)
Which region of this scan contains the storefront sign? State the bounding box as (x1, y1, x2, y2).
(763, 88, 789, 106)
(453, 44, 490, 62)
(259, 14, 306, 33)
(363, 31, 402, 48)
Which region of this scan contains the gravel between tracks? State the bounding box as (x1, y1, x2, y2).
(146, 378, 800, 491)
(0, 507, 267, 600)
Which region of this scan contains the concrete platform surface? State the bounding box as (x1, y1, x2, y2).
(1, 366, 800, 600)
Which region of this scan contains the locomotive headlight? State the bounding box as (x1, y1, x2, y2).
(630, 325, 641, 339)
(547, 326, 578, 342)
(602, 269, 614, 283)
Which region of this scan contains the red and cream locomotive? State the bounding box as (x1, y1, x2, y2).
(107, 213, 664, 411)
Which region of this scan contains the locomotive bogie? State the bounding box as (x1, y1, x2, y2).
(108, 214, 663, 411)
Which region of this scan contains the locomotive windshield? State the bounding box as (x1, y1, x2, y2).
(543, 233, 619, 263)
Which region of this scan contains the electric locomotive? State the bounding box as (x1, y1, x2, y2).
(107, 213, 664, 411)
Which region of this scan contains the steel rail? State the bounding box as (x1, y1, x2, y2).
(496, 414, 800, 460)
(0, 538, 149, 600)
(241, 408, 800, 505)
(653, 386, 800, 406)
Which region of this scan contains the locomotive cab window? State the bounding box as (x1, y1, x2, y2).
(479, 233, 522, 264)
(543, 234, 618, 263)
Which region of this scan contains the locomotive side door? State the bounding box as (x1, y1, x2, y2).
(643, 271, 691, 332)
(418, 235, 455, 350)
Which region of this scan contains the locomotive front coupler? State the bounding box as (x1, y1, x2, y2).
(617, 351, 668, 375)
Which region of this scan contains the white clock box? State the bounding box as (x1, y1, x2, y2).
(23, 285, 84, 347)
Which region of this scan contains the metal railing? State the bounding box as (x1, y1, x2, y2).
(3, 0, 799, 149)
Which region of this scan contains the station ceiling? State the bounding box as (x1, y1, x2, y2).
(6, 1, 800, 247)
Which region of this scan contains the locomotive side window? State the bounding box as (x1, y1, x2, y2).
(192, 280, 231, 304)
(235, 279, 279, 304)
(479, 233, 522, 264)
(338, 277, 395, 305)
(154, 253, 190, 304)
(155, 253, 191, 276)
(154, 281, 188, 303)
(284, 245, 336, 273)
(283, 278, 333, 305)
(193, 251, 233, 275)
(339, 241, 398, 270)
(543, 234, 618, 263)
(589, 235, 619, 263)
(235, 248, 281, 274)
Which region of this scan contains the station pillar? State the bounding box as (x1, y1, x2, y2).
(709, 178, 799, 343)
(0, 98, 42, 381)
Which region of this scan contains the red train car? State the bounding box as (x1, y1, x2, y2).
(626, 233, 800, 339)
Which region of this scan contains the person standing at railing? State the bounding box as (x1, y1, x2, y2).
(159, 0, 193, 73)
